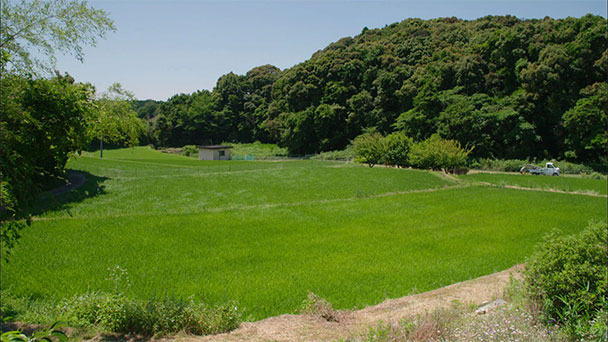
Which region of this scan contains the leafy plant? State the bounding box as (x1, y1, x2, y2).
(352, 131, 387, 167)
(524, 220, 607, 340)
(0, 74, 96, 258)
(57, 292, 242, 336)
(182, 145, 198, 157)
(312, 147, 355, 161)
(301, 292, 340, 322)
(106, 265, 131, 295)
(1, 322, 67, 342)
(365, 321, 394, 342)
(1, 0, 115, 75)
(384, 132, 413, 168)
(408, 135, 472, 173)
(89, 83, 145, 158)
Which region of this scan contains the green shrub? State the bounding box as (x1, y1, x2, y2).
(409, 135, 472, 173)
(3, 291, 242, 337)
(120, 297, 240, 336)
(364, 321, 394, 342)
(1, 294, 59, 326)
(312, 147, 355, 161)
(581, 171, 605, 180)
(65, 293, 241, 336)
(224, 142, 288, 159)
(301, 292, 340, 322)
(550, 160, 595, 175)
(182, 145, 198, 157)
(525, 221, 607, 340)
(61, 292, 130, 332)
(352, 132, 387, 168)
(384, 132, 413, 168)
(1, 322, 68, 342)
(469, 158, 528, 172)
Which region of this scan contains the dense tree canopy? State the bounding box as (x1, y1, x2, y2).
(0, 0, 117, 256)
(0, 0, 115, 75)
(0, 73, 97, 255)
(147, 15, 605, 163)
(91, 83, 146, 157)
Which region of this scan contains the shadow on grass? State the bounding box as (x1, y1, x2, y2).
(32, 170, 108, 217)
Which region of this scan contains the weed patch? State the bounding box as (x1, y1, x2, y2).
(2, 292, 241, 337)
(301, 292, 341, 322)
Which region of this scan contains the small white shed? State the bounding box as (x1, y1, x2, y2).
(197, 145, 232, 160)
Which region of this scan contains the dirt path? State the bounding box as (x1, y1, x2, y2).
(500, 184, 607, 197)
(49, 170, 86, 196)
(466, 169, 594, 178)
(174, 265, 523, 342)
(460, 171, 607, 198)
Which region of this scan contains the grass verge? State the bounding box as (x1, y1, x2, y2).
(460, 172, 607, 195)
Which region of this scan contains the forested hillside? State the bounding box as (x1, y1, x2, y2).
(145, 15, 606, 163)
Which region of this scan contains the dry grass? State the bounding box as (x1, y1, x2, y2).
(301, 292, 343, 323)
(342, 295, 566, 342)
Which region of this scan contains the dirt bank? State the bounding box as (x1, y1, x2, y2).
(174, 265, 523, 342)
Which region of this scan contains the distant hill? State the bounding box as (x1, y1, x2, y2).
(151, 15, 606, 163)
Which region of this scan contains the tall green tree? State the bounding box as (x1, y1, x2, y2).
(408, 135, 473, 173)
(0, 0, 115, 74)
(384, 131, 413, 168)
(1, 74, 96, 257)
(562, 82, 608, 163)
(352, 131, 387, 168)
(0, 0, 115, 257)
(90, 83, 145, 157)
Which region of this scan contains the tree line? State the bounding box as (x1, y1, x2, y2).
(351, 131, 473, 174)
(141, 15, 606, 165)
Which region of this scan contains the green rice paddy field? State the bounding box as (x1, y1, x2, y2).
(2, 147, 606, 320)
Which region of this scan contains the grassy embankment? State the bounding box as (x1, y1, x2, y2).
(2, 147, 605, 322)
(460, 172, 607, 195)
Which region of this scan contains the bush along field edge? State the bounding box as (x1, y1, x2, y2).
(1, 266, 242, 339)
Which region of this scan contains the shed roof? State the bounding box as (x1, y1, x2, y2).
(197, 145, 233, 150)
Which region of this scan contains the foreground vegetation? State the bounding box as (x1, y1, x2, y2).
(2, 148, 605, 332)
(2, 288, 241, 337)
(524, 221, 607, 340)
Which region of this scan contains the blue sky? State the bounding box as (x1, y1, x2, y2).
(55, 0, 607, 100)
